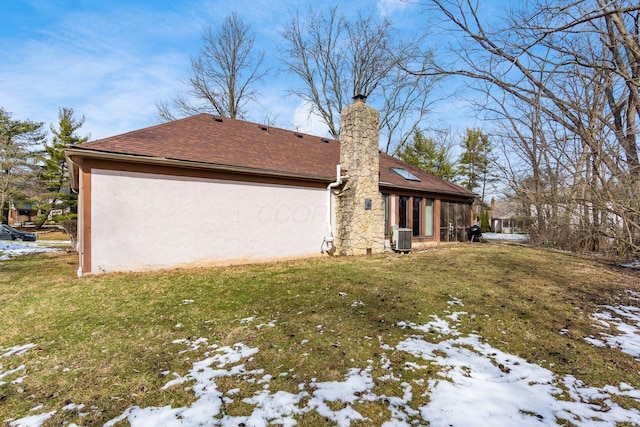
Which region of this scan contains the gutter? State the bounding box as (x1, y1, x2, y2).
(379, 181, 477, 200)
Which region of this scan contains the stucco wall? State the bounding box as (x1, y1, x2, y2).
(89, 169, 327, 273)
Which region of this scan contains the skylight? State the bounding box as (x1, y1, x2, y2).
(390, 167, 421, 182)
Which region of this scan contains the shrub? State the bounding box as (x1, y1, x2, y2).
(59, 219, 77, 251)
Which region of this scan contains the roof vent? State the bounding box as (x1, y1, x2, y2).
(259, 125, 269, 132)
(321, 138, 330, 143)
(295, 133, 303, 139)
(214, 117, 223, 123)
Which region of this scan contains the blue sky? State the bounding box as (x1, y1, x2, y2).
(1, 0, 491, 142)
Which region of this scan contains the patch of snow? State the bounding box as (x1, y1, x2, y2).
(399, 313, 464, 337)
(176, 337, 209, 354)
(396, 314, 640, 426)
(8, 411, 56, 427)
(0, 241, 60, 261)
(621, 260, 640, 269)
(585, 304, 640, 359)
(8, 297, 640, 426)
(447, 297, 464, 306)
(62, 403, 85, 412)
(483, 232, 529, 241)
(0, 365, 25, 381)
(307, 367, 375, 426)
(1, 344, 36, 358)
(255, 319, 277, 329)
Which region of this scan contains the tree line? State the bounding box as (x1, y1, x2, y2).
(417, 0, 640, 256)
(0, 107, 87, 228)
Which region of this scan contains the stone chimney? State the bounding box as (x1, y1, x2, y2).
(335, 95, 385, 256)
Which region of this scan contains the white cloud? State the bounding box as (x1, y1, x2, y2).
(292, 101, 332, 138)
(377, 0, 409, 16)
(0, 2, 202, 140)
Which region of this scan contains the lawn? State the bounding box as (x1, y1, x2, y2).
(1, 244, 639, 426)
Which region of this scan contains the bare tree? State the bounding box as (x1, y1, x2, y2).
(280, 6, 438, 151)
(420, 0, 640, 255)
(157, 13, 267, 121)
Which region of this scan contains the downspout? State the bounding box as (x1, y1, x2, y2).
(65, 153, 84, 277)
(322, 164, 345, 253)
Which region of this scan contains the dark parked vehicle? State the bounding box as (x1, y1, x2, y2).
(0, 224, 37, 241)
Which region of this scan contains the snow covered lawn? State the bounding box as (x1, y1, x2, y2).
(4, 297, 640, 427)
(2, 244, 640, 426)
(0, 240, 61, 261)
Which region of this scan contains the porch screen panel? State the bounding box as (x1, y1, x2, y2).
(440, 201, 449, 241)
(440, 201, 471, 242)
(456, 203, 466, 241)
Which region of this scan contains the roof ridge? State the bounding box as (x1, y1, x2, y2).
(97, 113, 337, 145)
(84, 113, 213, 144)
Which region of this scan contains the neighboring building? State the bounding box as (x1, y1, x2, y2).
(66, 98, 475, 275)
(5, 202, 38, 226)
(489, 199, 526, 233)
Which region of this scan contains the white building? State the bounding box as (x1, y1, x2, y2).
(67, 99, 475, 275)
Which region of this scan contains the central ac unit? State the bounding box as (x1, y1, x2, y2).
(392, 227, 412, 252)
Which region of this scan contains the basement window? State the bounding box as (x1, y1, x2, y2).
(390, 167, 420, 182)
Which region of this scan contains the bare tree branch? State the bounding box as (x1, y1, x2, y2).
(157, 13, 267, 121)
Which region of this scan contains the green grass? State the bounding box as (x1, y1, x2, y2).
(1, 245, 639, 425)
(33, 230, 69, 241)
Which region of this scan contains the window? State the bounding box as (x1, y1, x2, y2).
(425, 199, 434, 237)
(412, 197, 422, 236)
(390, 167, 421, 182)
(399, 196, 409, 228)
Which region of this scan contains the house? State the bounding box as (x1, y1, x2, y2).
(4, 202, 38, 227)
(489, 199, 526, 233)
(66, 98, 475, 275)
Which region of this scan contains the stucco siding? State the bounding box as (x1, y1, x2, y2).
(90, 169, 327, 272)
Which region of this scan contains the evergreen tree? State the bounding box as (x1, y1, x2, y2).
(36, 107, 89, 227)
(480, 209, 491, 233)
(397, 130, 457, 180)
(0, 108, 45, 223)
(458, 128, 496, 200)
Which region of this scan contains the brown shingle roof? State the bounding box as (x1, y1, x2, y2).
(379, 153, 474, 197)
(72, 113, 474, 197)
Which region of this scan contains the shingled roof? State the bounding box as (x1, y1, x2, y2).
(69, 113, 474, 198)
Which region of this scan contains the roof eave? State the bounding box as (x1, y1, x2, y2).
(379, 181, 477, 199)
(65, 148, 334, 185)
